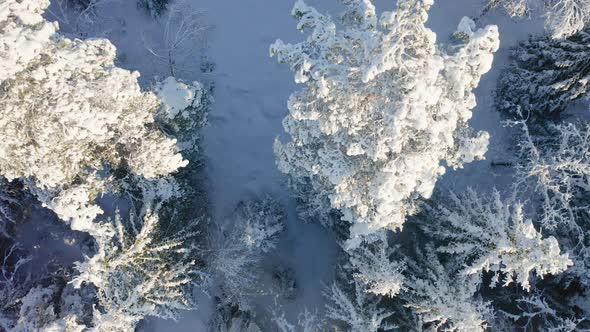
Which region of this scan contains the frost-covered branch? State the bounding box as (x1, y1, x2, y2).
(421, 189, 572, 290)
(324, 277, 394, 332)
(501, 293, 586, 331)
(400, 245, 493, 331)
(209, 197, 286, 308)
(512, 120, 590, 286)
(0, 243, 32, 331)
(481, 0, 590, 38)
(497, 29, 590, 115)
(72, 207, 205, 331)
(271, 307, 325, 332)
(347, 231, 405, 298)
(545, 0, 590, 39)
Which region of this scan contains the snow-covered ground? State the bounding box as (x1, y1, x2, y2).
(43, 0, 555, 329)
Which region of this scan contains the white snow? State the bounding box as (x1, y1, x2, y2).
(155, 77, 201, 119)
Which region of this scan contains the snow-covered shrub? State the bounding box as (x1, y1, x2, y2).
(0, 0, 189, 233)
(72, 207, 205, 331)
(209, 301, 263, 332)
(271, 0, 499, 247)
(347, 231, 405, 298)
(233, 197, 286, 254)
(271, 266, 298, 300)
(9, 284, 85, 332)
(1, 229, 83, 331)
(497, 30, 590, 115)
(11, 286, 59, 332)
(400, 245, 493, 332)
(421, 189, 572, 290)
(209, 197, 287, 308)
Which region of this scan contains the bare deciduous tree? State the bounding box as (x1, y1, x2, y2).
(142, 0, 206, 77)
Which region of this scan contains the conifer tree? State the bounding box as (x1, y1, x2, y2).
(272, 0, 499, 247)
(497, 29, 590, 115)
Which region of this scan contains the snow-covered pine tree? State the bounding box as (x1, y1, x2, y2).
(0, 0, 190, 235)
(0, 2, 211, 330)
(271, 0, 499, 247)
(71, 206, 205, 331)
(497, 29, 590, 116)
(452, 118, 590, 329)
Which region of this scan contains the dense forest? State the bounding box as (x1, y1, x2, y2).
(2, 0, 590, 331)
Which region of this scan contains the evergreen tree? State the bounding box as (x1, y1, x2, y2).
(272, 0, 499, 248)
(497, 29, 590, 115)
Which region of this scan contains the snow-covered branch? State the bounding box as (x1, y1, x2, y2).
(72, 207, 205, 331)
(324, 278, 394, 332)
(401, 245, 493, 332)
(421, 189, 572, 290)
(497, 29, 590, 115)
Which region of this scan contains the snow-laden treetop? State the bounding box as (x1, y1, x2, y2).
(271, 0, 500, 247)
(0, 0, 57, 81)
(0, 0, 192, 233)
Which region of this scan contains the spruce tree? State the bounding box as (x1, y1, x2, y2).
(497, 29, 590, 115)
